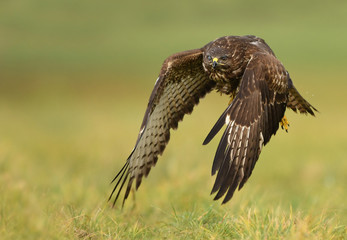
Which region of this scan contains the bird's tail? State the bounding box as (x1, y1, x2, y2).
(286, 85, 318, 116)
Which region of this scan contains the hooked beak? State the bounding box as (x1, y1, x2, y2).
(212, 58, 218, 69)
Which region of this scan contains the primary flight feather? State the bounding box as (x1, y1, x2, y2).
(109, 35, 317, 206)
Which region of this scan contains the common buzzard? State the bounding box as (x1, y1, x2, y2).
(109, 35, 317, 206)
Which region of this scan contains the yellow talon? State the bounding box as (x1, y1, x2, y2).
(280, 115, 290, 132)
(228, 97, 233, 105)
(228, 92, 236, 105)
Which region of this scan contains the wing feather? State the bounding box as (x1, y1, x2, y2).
(211, 123, 230, 175)
(202, 103, 232, 146)
(110, 48, 215, 206)
(204, 53, 288, 204)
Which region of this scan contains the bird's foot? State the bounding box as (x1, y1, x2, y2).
(228, 95, 235, 105)
(280, 116, 290, 132)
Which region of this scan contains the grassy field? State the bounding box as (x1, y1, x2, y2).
(1, 0, 347, 239)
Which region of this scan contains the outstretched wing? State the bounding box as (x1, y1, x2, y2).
(109, 48, 215, 206)
(203, 53, 288, 204)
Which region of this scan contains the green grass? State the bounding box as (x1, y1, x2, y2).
(0, 0, 347, 239)
(0, 71, 346, 239)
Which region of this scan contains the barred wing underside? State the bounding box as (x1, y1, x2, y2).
(109, 49, 215, 206)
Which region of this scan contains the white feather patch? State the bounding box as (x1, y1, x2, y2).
(139, 126, 145, 135)
(225, 114, 231, 125)
(259, 132, 264, 151)
(250, 41, 261, 47)
(154, 77, 160, 85)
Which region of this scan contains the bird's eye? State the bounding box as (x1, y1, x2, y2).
(220, 55, 228, 61)
(207, 55, 212, 61)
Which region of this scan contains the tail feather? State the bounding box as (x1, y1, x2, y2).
(287, 86, 318, 116)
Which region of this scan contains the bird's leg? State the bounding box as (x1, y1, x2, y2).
(228, 97, 233, 105)
(280, 115, 290, 132)
(228, 92, 236, 105)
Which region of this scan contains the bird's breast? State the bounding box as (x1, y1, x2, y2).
(208, 68, 242, 95)
(212, 76, 240, 95)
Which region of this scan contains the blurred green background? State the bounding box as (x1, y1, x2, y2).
(0, 0, 346, 239)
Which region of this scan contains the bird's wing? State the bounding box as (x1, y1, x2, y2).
(203, 53, 288, 204)
(110, 48, 215, 206)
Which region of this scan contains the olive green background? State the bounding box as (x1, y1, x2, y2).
(0, 0, 346, 239)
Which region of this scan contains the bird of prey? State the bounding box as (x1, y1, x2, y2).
(109, 35, 317, 206)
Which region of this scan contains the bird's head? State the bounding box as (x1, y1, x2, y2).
(202, 36, 248, 83)
(203, 46, 234, 82)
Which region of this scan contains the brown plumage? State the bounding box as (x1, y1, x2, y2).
(109, 35, 317, 206)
